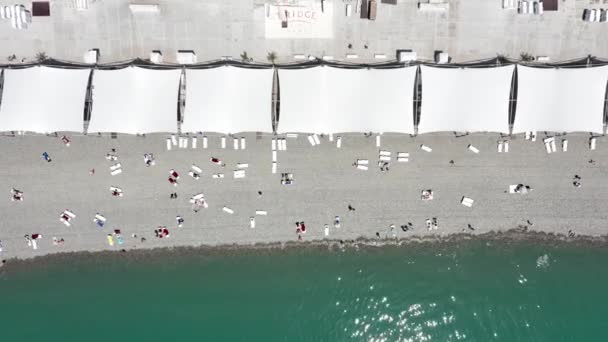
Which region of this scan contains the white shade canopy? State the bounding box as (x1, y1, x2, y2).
(181, 67, 274, 133)
(88, 67, 181, 134)
(278, 67, 416, 134)
(0, 67, 89, 133)
(513, 66, 608, 133)
(418, 65, 514, 134)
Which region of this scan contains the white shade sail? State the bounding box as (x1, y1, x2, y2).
(0, 67, 89, 133)
(513, 66, 608, 133)
(418, 65, 514, 134)
(278, 67, 416, 134)
(88, 67, 181, 134)
(181, 67, 274, 133)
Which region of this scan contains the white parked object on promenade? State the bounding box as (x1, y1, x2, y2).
(357, 165, 368, 171)
(562, 139, 568, 152)
(420, 144, 432, 152)
(221, 136, 226, 148)
(337, 136, 342, 148)
(233, 137, 239, 150)
(272, 162, 277, 174)
(234, 170, 246, 178)
(272, 150, 277, 162)
(590, 137, 597, 150)
(498, 141, 503, 153)
(191, 137, 197, 149)
(272, 138, 277, 151)
(241, 137, 246, 149)
(461, 197, 474, 207)
(166, 138, 172, 150)
(203, 136, 208, 149)
(308, 135, 316, 146)
(467, 144, 479, 154)
(250, 217, 255, 228)
(191, 165, 202, 174)
(376, 135, 381, 147)
(237, 163, 249, 169)
(222, 206, 234, 214)
(255, 210, 268, 216)
(379, 150, 391, 156)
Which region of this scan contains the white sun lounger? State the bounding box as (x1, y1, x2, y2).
(64, 210, 76, 218)
(525, 132, 530, 140)
(504, 141, 509, 153)
(397, 152, 409, 158)
(562, 139, 568, 152)
(397, 157, 409, 163)
(171, 135, 177, 146)
(357, 165, 368, 170)
(250, 217, 255, 228)
(233, 138, 239, 150)
(188, 171, 200, 179)
(255, 210, 267, 215)
(337, 136, 342, 148)
(212, 173, 225, 179)
(286, 133, 298, 138)
(272, 162, 277, 174)
(234, 170, 246, 178)
(379, 150, 391, 156)
(357, 159, 369, 165)
(109, 186, 122, 192)
(280, 139, 287, 150)
(192, 137, 197, 149)
(32, 240, 38, 250)
(60, 218, 71, 226)
(203, 136, 208, 149)
(223, 206, 234, 214)
(166, 138, 172, 150)
(379, 155, 391, 162)
(376, 135, 381, 147)
(221, 136, 226, 149)
(498, 141, 503, 153)
(110, 163, 122, 171)
(95, 214, 106, 222)
(272, 150, 277, 162)
(590, 137, 596, 150)
(308, 135, 316, 146)
(461, 196, 474, 207)
(329, 134, 334, 142)
(509, 185, 518, 194)
(191, 165, 202, 173)
(272, 139, 277, 151)
(181, 137, 188, 149)
(237, 163, 249, 169)
(240, 137, 246, 149)
(313, 134, 321, 145)
(531, 131, 537, 142)
(111, 168, 122, 176)
(467, 144, 480, 154)
(544, 142, 552, 154)
(551, 140, 556, 153)
(192, 193, 205, 201)
(420, 145, 432, 152)
(543, 137, 555, 143)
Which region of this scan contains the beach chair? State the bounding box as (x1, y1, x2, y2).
(280, 139, 287, 150)
(544, 142, 552, 154)
(180, 137, 188, 149)
(498, 141, 503, 153)
(60, 217, 71, 226)
(192, 137, 197, 149)
(272, 138, 277, 151)
(255, 210, 267, 215)
(233, 138, 239, 150)
(166, 138, 172, 150)
(337, 136, 342, 148)
(169, 169, 179, 179)
(210, 157, 223, 165)
(272, 150, 277, 162)
(250, 217, 256, 228)
(357, 159, 369, 165)
(237, 163, 249, 169)
(212, 173, 225, 179)
(168, 177, 178, 186)
(525, 131, 530, 140)
(329, 134, 334, 142)
(221, 136, 226, 149)
(420, 144, 432, 152)
(467, 144, 480, 154)
(203, 136, 208, 149)
(551, 140, 556, 153)
(531, 131, 537, 142)
(590, 137, 596, 150)
(504, 141, 509, 153)
(111, 168, 122, 176)
(110, 163, 122, 171)
(272, 162, 277, 174)
(107, 234, 114, 246)
(286, 133, 298, 138)
(562, 139, 568, 152)
(32, 239, 38, 250)
(461, 197, 474, 207)
(376, 135, 381, 147)
(379, 150, 391, 156)
(357, 165, 369, 171)
(192, 193, 205, 201)
(171, 135, 177, 146)
(241, 137, 246, 149)
(223, 206, 234, 214)
(379, 155, 391, 162)
(313, 134, 321, 145)
(234, 170, 246, 178)
(421, 190, 433, 201)
(509, 185, 518, 194)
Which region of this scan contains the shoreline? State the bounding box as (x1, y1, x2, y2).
(3, 229, 608, 270)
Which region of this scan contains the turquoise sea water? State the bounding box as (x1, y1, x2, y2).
(1, 240, 608, 341)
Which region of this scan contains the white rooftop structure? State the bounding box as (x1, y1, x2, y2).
(418, 65, 514, 133)
(88, 67, 181, 134)
(0, 66, 90, 133)
(181, 67, 274, 133)
(513, 66, 608, 133)
(278, 66, 416, 134)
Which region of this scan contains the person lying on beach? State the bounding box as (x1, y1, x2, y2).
(42, 152, 51, 162)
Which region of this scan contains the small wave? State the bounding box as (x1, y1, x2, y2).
(536, 254, 550, 269)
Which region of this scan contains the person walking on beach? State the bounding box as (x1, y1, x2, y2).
(176, 216, 184, 227)
(42, 152, 51, 162)
(348, 204, 355, 212)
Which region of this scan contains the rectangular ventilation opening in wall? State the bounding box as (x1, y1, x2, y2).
(32, 1, 50, 16)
